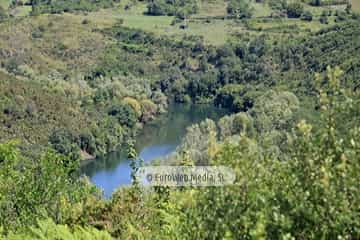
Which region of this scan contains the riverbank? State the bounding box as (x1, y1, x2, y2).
(81, 104, 229, 197)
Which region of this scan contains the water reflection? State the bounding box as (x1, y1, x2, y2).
(81, 104, 228, 198)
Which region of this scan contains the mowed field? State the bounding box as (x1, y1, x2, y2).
(85, 2, 232, 46)
(2, 0, 356, 46)
(351, 0, 360, 12)
(0, 0, 9, 9)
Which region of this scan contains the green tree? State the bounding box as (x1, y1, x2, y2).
(218, 112, 254, 140)
(1, 219, 113, 240)
(227, 0, 253, 19)
(108, 104, 138, 128)
(249, 90, 300, 133)
(179, 119, 218, 165)
(286, 2, 304, 18)
(49, 129, 81, 161)
(311, 0, 322, 6)
(301, 10, 313, 21)
(177, 67, 360, 239)
(147, 0, 198, 18)
(0, 142, 90, 232)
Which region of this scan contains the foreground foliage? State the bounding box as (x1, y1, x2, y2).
(2, 67, 358, 239)
(1, 219, 113, 240)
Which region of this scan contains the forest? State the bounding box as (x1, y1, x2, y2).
(0, 0, 359, 239)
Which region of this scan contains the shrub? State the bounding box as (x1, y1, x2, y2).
(286, 2, 304, 18)
(81, 19, 90, 25)
(151, 91, 168, 113)
(108, 104, 137, 128)
(1, 219, 113, 240)
(31, 0, 115, 14)
(268, 0, 287, 10)
(320, 15, 329, 24)
(335, 10, 348, 22)
(0, 6, 8, 21)
(49, 129, 81, 161)
(218, 112, 254, 139)
(227, 0, 253, 19)
(123, 97, 142, 117)
(177, 67, 360, 239)
(0, 142, 89, 232)
(147, 0, 198, 18)
(250, 90, 300, 133)
(301, 11, 313, 21)
(140, 99, 157, 122)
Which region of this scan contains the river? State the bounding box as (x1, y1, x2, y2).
(80, 104, 228, 198)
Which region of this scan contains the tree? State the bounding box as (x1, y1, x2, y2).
(268, 0, 287, 11)
(227, 0, 253, 19)
(147, 0, 169, 16)
(346, 2, 352, 14)
(108, 104, 138, 128)
(310, 0, 322, 6)
(123, 97, 142, 117)
(0, 142, 90, 232)
(286, 2, 304, 18)
(250, 90, 300, 133)
(147, 0, 198, 18)
(1, 219, 113, 240)
(218, 112, 254, 140)
(49, 129, 81, 161)
(140, 99, 158, 122)
(301, 10, 313, 21)
(179, 119, 218, 165)
(320, 15, 329, 24)
(176, 67, 360, 239)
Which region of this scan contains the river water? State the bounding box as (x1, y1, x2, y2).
(81, 104, 228, 198)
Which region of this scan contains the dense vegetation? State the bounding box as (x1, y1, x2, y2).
(227, 0, 253, 19)
(31, 0, 117, 14)
(146, 0, 198, 18)
(0, 0, 359, 239)
(1, 67, 359, 239)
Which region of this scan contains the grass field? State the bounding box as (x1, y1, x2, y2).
(246, 18, 332, 34)
(86, 4, 232, 46)
(10, 6, 32, 17)
(0, 13, 110, 77)
(252, 2, 273, 18)
(1, 0, 350, 48)
(195, 0, 227, 17)
(351, 0, 360, 12)
(0, 0, 9, 9)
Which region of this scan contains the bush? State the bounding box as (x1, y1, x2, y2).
(335, 10, 348, 22)
(0, 6, 8, 21)
(227, 0, 253, 19)
(108, 104, 137, 128)
(268, 0, 287, 10)
(31, 0, 115, 14)
(147, 0, 198, 18)
(250, 90, 300, 133)
(320, 15, 329, 24)
(81, 19, 90, 25)
(79, 132, 96, 155)
(176, 67, 360, 239)
(49, 129, 81, 161)
(122, 97, 142, 117)
(218, 112, 254, 139)
(286, 2, 304, 18)
(0, 142, 89, 232)
(140, 99, 158, 122)
(2, 219, 113, 240)
(310, 0, 322, 6)
(301, 11, 313, 21)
